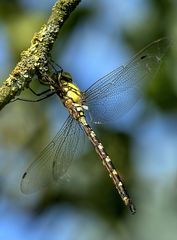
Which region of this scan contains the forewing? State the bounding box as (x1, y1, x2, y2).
(84, 38, 170, 123)
(21, 116, 83, 194)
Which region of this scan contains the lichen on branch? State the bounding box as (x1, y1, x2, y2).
(0, 0, 81, 111)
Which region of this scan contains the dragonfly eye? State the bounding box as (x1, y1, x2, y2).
(61, 72, 73, 83)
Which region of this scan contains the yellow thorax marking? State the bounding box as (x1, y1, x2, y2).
(67, 90, 80, 103)
(62, 81, 82, 104)
(67, 82, 80, 92)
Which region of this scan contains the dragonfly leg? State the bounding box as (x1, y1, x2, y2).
(11, 91, 55, 103)
(48, 57, 63, 73)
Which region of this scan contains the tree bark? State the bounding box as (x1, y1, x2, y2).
(0, 0, 81, 111)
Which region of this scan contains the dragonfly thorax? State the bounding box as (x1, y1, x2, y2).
(56, 71, 86, 121)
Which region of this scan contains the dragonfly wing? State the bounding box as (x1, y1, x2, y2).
(84, 38, 170, 124)
(52, 116, 84, 181)
(21, 116, 83, 194)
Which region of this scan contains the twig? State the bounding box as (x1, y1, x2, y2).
(0, 0, 81, 111)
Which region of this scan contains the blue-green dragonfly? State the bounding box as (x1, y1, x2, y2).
(19, 38, 169, 214)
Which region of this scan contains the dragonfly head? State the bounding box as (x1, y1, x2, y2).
(50, 71, 73, 87)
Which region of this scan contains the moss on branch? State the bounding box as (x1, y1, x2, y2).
(0, 0, 81, 110)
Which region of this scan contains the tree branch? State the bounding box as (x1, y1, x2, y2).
(0, 0, 81, 111)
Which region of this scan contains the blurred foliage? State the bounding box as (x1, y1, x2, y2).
(121, 0, 177, 113)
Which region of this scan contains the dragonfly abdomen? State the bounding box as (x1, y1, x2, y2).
(81, 120, 136, 214)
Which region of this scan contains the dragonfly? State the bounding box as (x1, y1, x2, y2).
(18, 38, 169, 214)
